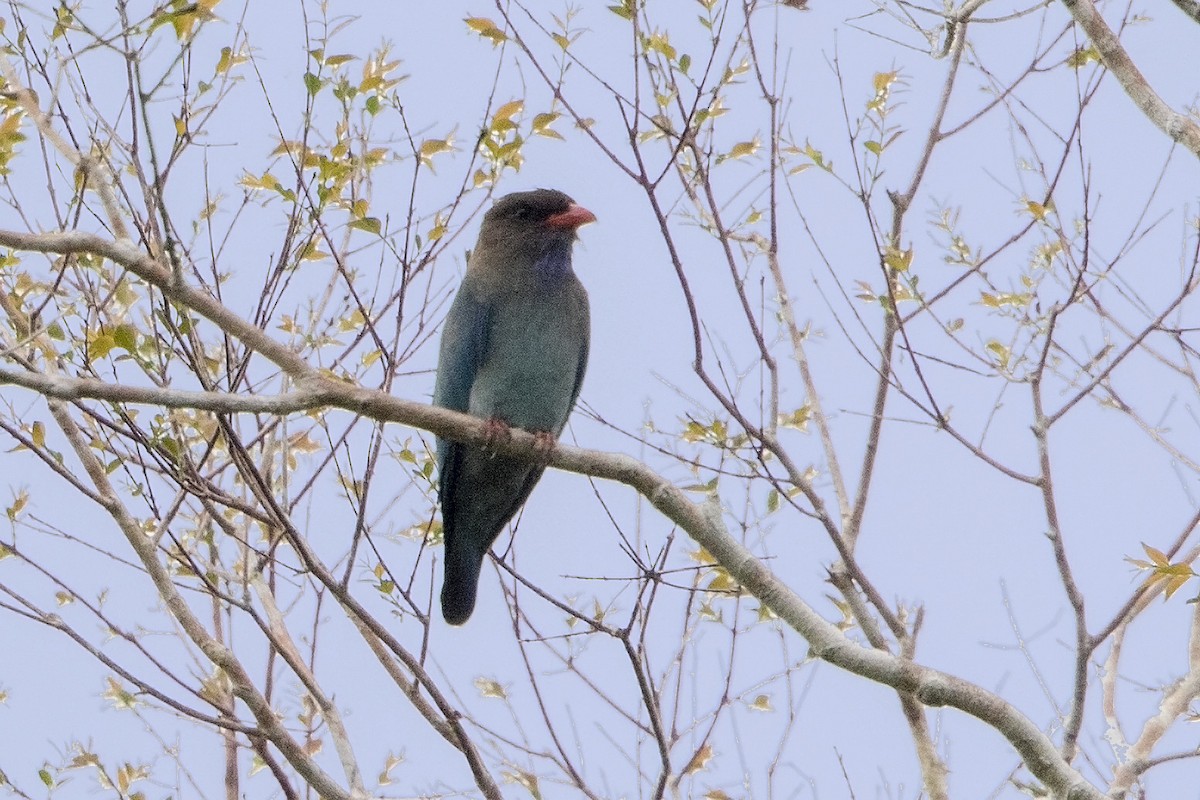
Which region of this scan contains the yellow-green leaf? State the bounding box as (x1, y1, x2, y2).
(532, 112, 562, 140)
(608, 1, 634, 20)
(728, 136, 761, 160)
(215, 46, 246, 75)
(339, 309, 367, 331)
(778, 405, 813, 431)
(986, 340, 1010, 369)
(1128, 542, 1197, 599)
(501, 769, 541, 799)
(645, 32, 676, 61)
(113, 323, 138, 352)
(474, 677, 508, 699)
(418, 135, 455, 169)
(681, 744, 714, 775)
(89, 333, 117, 360)
(873, 70, 899, 94)
(1024, 199, 1052, 221)
(465, 16, 507, 45)
(349, 217, 382, 235)
(1066, 46, 1101, 69)
(707, 569, 736, 593)
(7, 489, 28, 520)
(492, 99, 524, 125)
(749, 694, 773, 712)
(884, 245, 913, 272)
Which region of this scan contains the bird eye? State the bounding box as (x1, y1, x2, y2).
(513, 205, 531, 220)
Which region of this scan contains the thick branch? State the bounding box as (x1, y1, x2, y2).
(0, 230, 311, 377)
(1060, 0, 1200, 157)
(1168, 0, 1200, 24)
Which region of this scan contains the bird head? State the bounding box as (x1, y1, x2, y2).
(470, 189, 596, 280)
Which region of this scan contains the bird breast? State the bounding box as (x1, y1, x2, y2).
(468, 281, 588, 433)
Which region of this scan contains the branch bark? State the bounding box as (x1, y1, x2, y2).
(1060, 0, 1200, 157)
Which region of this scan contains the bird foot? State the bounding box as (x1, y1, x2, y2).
(480, 417, 512, 452)
(532, 431, 557, 464)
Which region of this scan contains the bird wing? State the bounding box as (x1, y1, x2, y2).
(433, 284, 492, 502)
(565, 289, 590, 432)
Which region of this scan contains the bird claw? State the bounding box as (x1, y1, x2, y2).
(480, 419, 556, 463)
(481, 417, 512, 452)
(532, 431, 557, 464)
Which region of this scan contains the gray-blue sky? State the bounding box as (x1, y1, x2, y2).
(3, 1, 1200, 797)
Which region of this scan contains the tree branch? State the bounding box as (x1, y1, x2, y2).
(1060, 0, 1200, 157)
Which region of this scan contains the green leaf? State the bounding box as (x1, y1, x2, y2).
(303, 72, 321, 96)
(349, 217, 382, 235)
(88, 333, 116, 360)
(113, 323, 138, 352)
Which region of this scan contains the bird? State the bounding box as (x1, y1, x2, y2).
(433, 188, 595, 625)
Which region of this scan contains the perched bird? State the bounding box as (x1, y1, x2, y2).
(433, 189, 595, 625)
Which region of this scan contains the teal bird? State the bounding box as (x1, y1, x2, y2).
(433, 189, 595, 625)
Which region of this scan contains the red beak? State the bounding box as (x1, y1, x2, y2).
(544, 203, 597, 230)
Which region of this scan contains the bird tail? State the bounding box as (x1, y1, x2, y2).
(441, 545, 486, 625)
